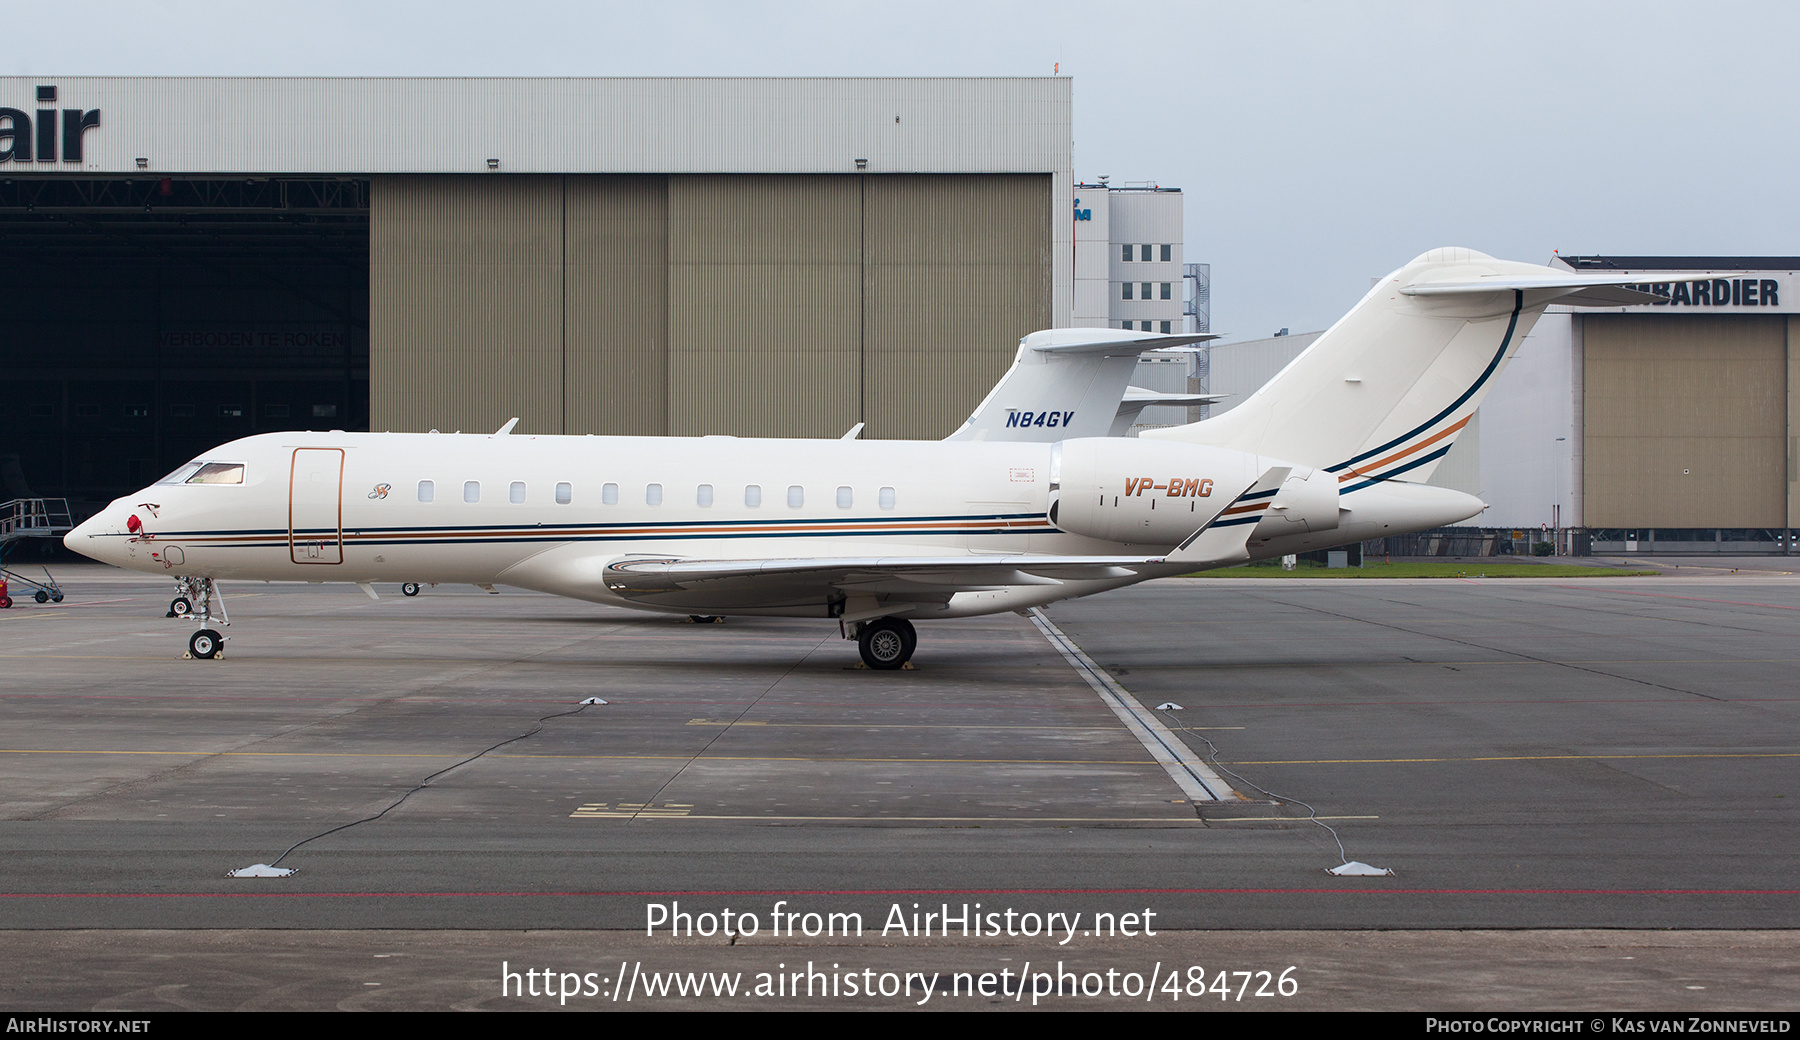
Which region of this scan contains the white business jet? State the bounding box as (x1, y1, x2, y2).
(65, 248, 1654, 669)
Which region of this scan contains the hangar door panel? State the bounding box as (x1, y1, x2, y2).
(1583, 315, 1785, 528)
(289, 448, 344, 564)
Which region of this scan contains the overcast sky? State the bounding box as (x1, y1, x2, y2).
(15, 1, 1798, 340)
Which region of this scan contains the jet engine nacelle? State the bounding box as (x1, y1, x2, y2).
(1051, 438, 1265, 545)
(1249, 465, 1341, 541)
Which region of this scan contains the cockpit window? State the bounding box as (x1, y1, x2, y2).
(186, 462, 246, 485)
(156, 463, 204, 485)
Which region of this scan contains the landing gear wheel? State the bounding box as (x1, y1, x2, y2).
(687, 615, 723, 624)
(169, 596, 192, 618)
(34, 590, 48, 603)
(189, 629, 222, 660)
(401, 582, 421, 597)
(857, 617, 917, 670)
(50, 591, 63, 603)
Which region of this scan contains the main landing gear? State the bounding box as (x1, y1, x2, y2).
(853, 617, 917, 670)
(171, 576, 229, 660)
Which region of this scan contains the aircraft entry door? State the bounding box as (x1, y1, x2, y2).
(289, 448, 345, 564)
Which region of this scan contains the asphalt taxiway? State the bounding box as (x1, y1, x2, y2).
(2, 563, 1796, 1009)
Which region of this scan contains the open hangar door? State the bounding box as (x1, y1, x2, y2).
(0, 176, 369, 521)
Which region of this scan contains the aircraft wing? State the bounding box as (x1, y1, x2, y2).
(601, 553, 1163, 618)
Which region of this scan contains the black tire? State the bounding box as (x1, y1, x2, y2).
(402, 582, 421, 597)
(170, 597, 192, 617)
(189, 629, 222, 660)
(34, 590, 48, 603)
(50, 591, 63, 603)
(688, 615, 721, 624)
(1, 597, 11, 609)
(858, 617, 917, 670)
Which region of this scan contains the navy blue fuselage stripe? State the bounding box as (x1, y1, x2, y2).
(1326, 290, 1523, 473)
(145, 511, 1048, 541)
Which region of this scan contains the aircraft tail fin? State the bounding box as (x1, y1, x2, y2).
(1143, 247, 1659, 484)
(946, 328, 1216, 442)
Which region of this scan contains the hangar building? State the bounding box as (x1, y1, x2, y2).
(0, 77, 1072, 510)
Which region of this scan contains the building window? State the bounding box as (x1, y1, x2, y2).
(1160, 320, 1172, 334)
(879, 486, 896, 510)
(697, 483, 714, 507)
(170, 404, 194, 418)
(1140, 244, 1152, 261)
(220, 405, 244, 418)
(124, 404, 150, 418)
(1121, 243, 1132, 262)
(1142, 320, 1153, 332)
(601, 482, 618, 505)
(509, 481, 526, 504)
(555, 482, 572, 505)
(646, 483, 663, 506)
(1121, 282, 1133, 300)
(28, 403, 53, 418)
(1141, 282, 1151, 300)
(463, 480, 480, 503)
(745, 484, 762, 507)
(262, 404, 289, 419)
(417, 480, 434, 503)
(312, 404, 338, 418)
(1161, 283, 1172, 300)
(1161, 244, 1172, 262)
(1120, 321, 1134, 330)
(75, 404, 100, 418)
(836, 485, 853, 509)
(787, 485, 804, 508)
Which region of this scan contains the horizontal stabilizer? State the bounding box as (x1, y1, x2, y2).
(1400, 271, 1716, 307)
(1024, 328, 1217, 357)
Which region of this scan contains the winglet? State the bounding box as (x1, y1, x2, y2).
(840, 422, 865, 441)
(494, 418, 520, 436)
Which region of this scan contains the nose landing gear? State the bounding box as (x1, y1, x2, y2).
(172, 576, 229, 660)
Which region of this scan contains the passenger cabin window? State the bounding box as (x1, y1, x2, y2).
(464, 481, 480, 503)
(555, 482, 572, 505)
(418, 479, 435, 503)
(879, 486, 896, 510)
(646, 483, 663, 506)
(601, 482, 618, 505)
(509, 481, 526, 504)
(696, 484, 714, 507)
(787, 485, 804, 508)
(744, 484, 762, 507)
(836, 486, 853, 509)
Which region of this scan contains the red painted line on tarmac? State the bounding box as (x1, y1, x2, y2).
(1560, 586, 1800, 611)
(4, 887, 1797, 900)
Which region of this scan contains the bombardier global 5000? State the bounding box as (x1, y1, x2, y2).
(66, 249, 1659, 669)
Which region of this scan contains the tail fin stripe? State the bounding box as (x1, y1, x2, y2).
(1338, 416, 1472, 482)
(1326, 291, 1522, 474)
(1339, 444, 1455, 494)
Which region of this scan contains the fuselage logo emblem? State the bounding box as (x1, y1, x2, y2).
(369, 483, 391, 500)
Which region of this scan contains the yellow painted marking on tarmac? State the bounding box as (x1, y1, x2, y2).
(570, 802, 693, 818)
(0, 748, 1163, 766)
(1231, 748, 1800, 766)
(572, 814, 1216, 823)
(682, 719, 1243, 731)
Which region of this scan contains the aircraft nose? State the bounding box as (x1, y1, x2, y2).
(64, 505, 128, 561)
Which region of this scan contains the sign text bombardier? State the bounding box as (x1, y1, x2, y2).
(66, 249, 1657, 669)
